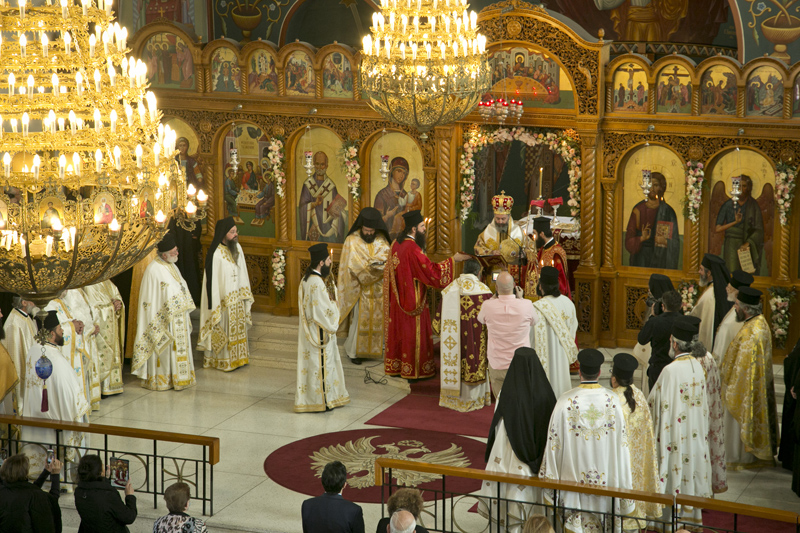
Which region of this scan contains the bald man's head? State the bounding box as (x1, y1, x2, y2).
(389, 510, 416, 533)
(496, 272, 514, 295)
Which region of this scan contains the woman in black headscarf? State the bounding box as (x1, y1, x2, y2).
(479, 347, 556, 529)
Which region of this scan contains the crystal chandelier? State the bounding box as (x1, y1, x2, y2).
(0, 0, 203, 307)
(361, 0, 492, 140)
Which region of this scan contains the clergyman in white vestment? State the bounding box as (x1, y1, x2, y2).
(132, 232, 197, 391)
(44, 296, 94, 409)
(3, 297, 38, 414)
(689, 253, 731, 353)
(61, 289, 102, 410)
(82, 280, 126, 396)
(711, 269, 753, 367)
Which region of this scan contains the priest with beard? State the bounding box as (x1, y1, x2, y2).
(383, 210, 470, 381)
(720, 287, 778, 469)
(82, 281, 126, 396)
(533, 216, 570, 299)
(295, 243, 350, 412)
(690, 253, 731, 351)
(20, 310, 90, 478)
(711, 269, 753, 367)
(2, 296, 37, 414)
(199, 218, 254, 372)
(132, 232, 197, 391)
(336, 207, 390, 365)
(0, 309, 19, 419)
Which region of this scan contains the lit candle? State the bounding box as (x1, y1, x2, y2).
(113, 145, 120, 170)
(10, 118, 16, 133)
(95, 148, 102, 172)
(304, 150, 312, 168)
(135, 144, 142, 168)
(32, 154, 40, 179)
(51, 217, 62, 231)
(102, 31, 109, 55)
(94, 108, 101, 131)
(21, 112, 28, 136)
(186, 183, 196, 198)
(75, 71, 83, 95)
(63, 31, 71, 55)
(81, 0, 88, 15)
(145, 91, 157, 121)
(89, 34, 95, 57)
(58, 154, 66, 178)
(68, 110, 76, 135)
(185, 201, 196, 217)
(57, 117, 64, 131)
(197, 189, 207, 206)
(104, 0, 112, 15)
(109, 109, 117, 133)
(18, 0, 25, 19)
(48, 110, 55, 133)
(45, 235, 53, 256)
(137, 101, 145, 125)
(26, 74, 32, 99)
(42, 34, 48, 57)
(72, 152, 81, 176)
(108, 218, 120, 232)
(153, 142, 160, 166)
(119, 27, 127, 49)
(124, 103, 133, 125)
(94, 68, 101, 91)
(2, 153, 9, 179)
(426, 42, 431, 59)
(60, 0, 68, 17)
(539, 167, 543, 197)
(19, 34, 26, 58)
(155, 210, 166, 227)
(136, 60, 145, 87)
(108, 64, 115, 86)
(8, 74, 14, 98)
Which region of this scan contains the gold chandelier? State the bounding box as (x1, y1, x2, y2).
(361, 0, 491, 139)
(0, 0, 204, 306)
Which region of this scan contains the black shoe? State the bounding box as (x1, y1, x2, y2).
(350, 357, 363, 365)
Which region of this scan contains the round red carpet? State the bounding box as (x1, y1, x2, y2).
(264, 428, 487, 504)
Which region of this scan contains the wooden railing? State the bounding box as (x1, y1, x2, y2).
(374, 458, 800, 533)
(0, 415, 220, 516)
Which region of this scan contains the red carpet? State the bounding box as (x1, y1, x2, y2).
(699, 509, 796, 533)
(264, 428, 486, 504)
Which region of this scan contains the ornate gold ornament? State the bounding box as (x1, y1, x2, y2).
(0, 0, 205, 306)
(360, 0, 491, 139)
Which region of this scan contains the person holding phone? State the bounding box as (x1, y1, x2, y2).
(74, 454, 137, 532)
(0, 453, 63, 533)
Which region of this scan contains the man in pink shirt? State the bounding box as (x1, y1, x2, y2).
(477, 271, 539, 397)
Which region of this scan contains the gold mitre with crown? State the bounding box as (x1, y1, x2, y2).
(491, 191, 514, 215)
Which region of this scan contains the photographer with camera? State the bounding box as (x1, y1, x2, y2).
(638, 276, 684, 389)
(0, 452, 63, 533)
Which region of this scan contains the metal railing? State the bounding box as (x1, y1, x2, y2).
(375, 458, 800, 533)
(0, 415, 219, 516)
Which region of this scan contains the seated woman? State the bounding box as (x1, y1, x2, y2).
(375, 488, 429, 533)
(0, 453, 63, 533)
(153, 482, 208, 533)
(74, 454, 137, 532)
(478, 346, 557, 532)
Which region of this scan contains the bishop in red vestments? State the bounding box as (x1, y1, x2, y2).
(533, 216, 571, 299)
(383, 210, 468, 380)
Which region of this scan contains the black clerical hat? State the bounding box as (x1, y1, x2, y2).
(308, 243, 329, 265)
(577, 349, 604, 375)
(533, 216, 550, 233)
(360, 208, 381, 229)
(701, 253, 724, 270)
(402, 210, 423, 228)
(730, 270, 754, 289)
(513, 346, 537, 359)
(157, 231, 176, 252)
(648, 273, 674, 299)
(672, 315, 699, 343)
(612, 353, 638, 381)
(42, 310, 60, 331)
(737, 286, 762, 306)
(540, 266, 559, 285)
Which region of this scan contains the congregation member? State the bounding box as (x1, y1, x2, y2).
(648, 316, 712, 524)
(690, 253, 731, 351)
(530, 266, 577, 398)
(639, 289, 682, 390)
(375, 488, 429, 533)
(301, 460, 364, 533)
(131, 232, 197, 391)
(153, 482, 208, 533)
(479, 347, 556, 530)
(44, 295, 93, 408)
(74, 454, 137, 533)
(438, 259, 492, 412)
(199, 217, 254, 371)
(3, 296, 37, 413)
(20, 311, 89, 477)
(82, 281, 125, 396)
(532, 216, 570, 298)
(388, 511, 416, 533)
(711, 269, 754, 365)
(720, 286, 778, 469)
(539, 349, 633, 533)
(610, 353, 661, 529)
(779, 337, 799, 474)
(473, 192, 537, 296)
(383, 210, 469, 380)
(0, 453, 63, 533)
(61, 288, 102, 410)
(0, 309, 18, 418)
(295, 244, 350, 412)
(646, 273, 675, 317)
(336, 207, 390, 365)
(477, 271, 538, 397)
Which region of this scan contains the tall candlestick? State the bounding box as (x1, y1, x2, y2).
(538, 167, 543, 198)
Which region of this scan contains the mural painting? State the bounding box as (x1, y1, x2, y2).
(211, 47, 241, 93)
(746, 66, 784, 117)
(656, 64, 692, 114)
(222, 124, 275, 238)
(322, 52, 354, 99)
(701, 65, 737, 115)
(707, 149, 774, 276)
(128, 0, 208, 40)
(285, 51, 315, 97)
(740, 0, 800, 64)
(488, 47, 574, 109)
(621, 144, 684, 270)
(247, 49, 278, 95)
(611, 62, 648, 112)
(370, 132, 424, 241)
(142, 33, 195, 90)
(295, 128, 348, 243)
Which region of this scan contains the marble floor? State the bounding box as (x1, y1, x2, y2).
(55, 312, 798, 533)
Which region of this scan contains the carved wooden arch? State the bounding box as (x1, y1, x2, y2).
(477, 0, 606, 116)
(314, 43, 356, 70)
(277, 0, 379, 47)
(789, 62, 800, 87)
(200, 38, 242, 65)
(277, 41, 317, 69)
(129, 20, 200, 62)
(604, 54, 652, 114)
(240, 39, 279, 63)
(651, 54, 699, 86)
(741, 56, 792, 81)
(696, 55, 744, 84)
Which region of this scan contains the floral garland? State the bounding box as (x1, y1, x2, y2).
(768, 286, 796, 349)
(267, 136, 286, 199)
(683, 160, 706, 223)
(775, 161, 797, 227)
(459, 127, 582, 221)
(341, 140, 361, 200)
(272, 248, 287, 303)
(678, 279, 700, 314)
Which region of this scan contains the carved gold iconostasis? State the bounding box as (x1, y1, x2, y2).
(133, 1, 800, 354)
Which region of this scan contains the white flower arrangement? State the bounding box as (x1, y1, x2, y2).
(272, 248, 286, 302)
(267, 136, 286, 199)
(769, 286, 795, 349)
(678, 280, 699, 314)
(459, 127, 582, 221)
(341, 141, 361, 200)
(683, 160, 705, 223)
(775, 162, 797, 227)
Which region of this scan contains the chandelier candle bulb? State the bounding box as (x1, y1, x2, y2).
(95, 149, 102, 172)
(108, 218, 120, 232)
(81, 0, 88, 15)
(155, 210, 166, 227)
(113, 146, 120, 170)
(89, 34, 95, 56)
(45, 235, 53, 256)
(63, 31, 71, 54)
(197, 189, 207, 206)
(3, 153, 9, 178)
(186, 183, 196, 198)
(185, 201, 196, 218)
(72, 152, 80, 176)
(42, 34, 48, 57)
(21, 113, 28, 136)
(58, 154, 66, 178)
(94, 69, 101, 91)
(57, 117, 64, 131)
(75, 71, 82, 95)
(135, 144, 142, 168)
(19, 34, 25, 58)
(119, 27, 127, 49)
(18, 0, 24, 19)
(26, 75, 32, 98)
(104, 0, 111, 15)
(51, 73, 58, 92)
(47, 110, 55, 133)
(153, 142, 160, 165)
(32, 154, 40, 179)
(93, 108, 101, 131)
(60, 0, 67, 17)
(124, 103, 132, 124)
(109, 109, 116, 132)
(19, 235, 25, 258)
(10, 118, 16, 133)
(68, 110, 76, 134)
(102, 31, 109, 54)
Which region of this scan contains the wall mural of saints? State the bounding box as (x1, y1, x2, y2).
(707, 149, 774, 277)
(656, 64, 692, 114)
(488, 47, 574, 110)
(322, 52, 353, 99)
(747, 65, 784, 117)
(295, 128, 348, 243)
(285, 51, 315, 97)
(142, 33, 195, 90)
(222, 124, 275, 238)
(370, 132, 424, 241)
(211, 47, 241, 93)
(701, 65, 737, 115)
(247, 50, 278, 95)
(621, 144, 683, 270)
(612, 62, 648, 112)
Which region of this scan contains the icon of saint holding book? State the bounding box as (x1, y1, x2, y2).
(624, 171, 680, 270)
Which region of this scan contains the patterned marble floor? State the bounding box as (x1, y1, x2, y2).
(55, 312, 798, 533)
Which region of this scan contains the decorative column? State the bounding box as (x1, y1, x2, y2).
(737, 86, 746, 117)
(579, 134, 598, 269)
(778, 224, 791, 281)
(691, 84, 701, 115)
(275, 126, 290, 243)
(601, 180, 616, 269)
(433, 126, 456, 256)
